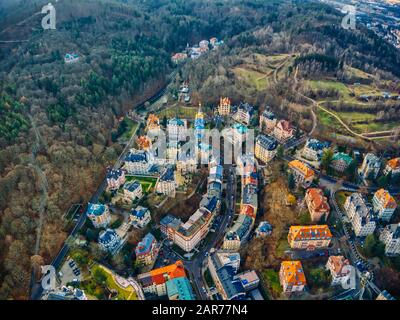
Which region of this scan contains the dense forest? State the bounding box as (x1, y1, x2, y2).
(0, 0, 400, 299)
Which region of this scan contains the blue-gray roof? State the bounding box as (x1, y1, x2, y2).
(124, 181, 141, 192)
(87, 203, 106, 216)
(106, 168, 124, 180)
(305, 138, 330, 151)
(98, 229, 119, 244)
(125, 150, 148, 163)
(256, 134, 278, 151)
(135, 233, 156, 255)
(160, 167, 174, 181)
(131, 206, 149, 219)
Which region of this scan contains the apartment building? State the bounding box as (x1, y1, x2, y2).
(288, 159, 315, 188)
(130, 206, 151, 228)
(383, 157, 400, 176)
(106, 168, 126, 191)
(255, 134, 278, 164)
(302, 139, 330, 162)
(167, 118, 188, 142)
(344, 193, 376, 237)
(305, 188, 330, 222)
(279, 261, 306, 294)
(160, 196, 220, 252)
(218, 97, 231, 116)
(372, 188, 397, 222)
(259, 109, 276, 133)
(358, 153, 381, 181)
(166, 277, 195, 300)
(98, 229, 124, 255)
(146, 114, 161, 133)
(380, 223, 400, 256)
(137, 261, 187, 297)
(223, 215, 254, 251)
(86, 203, 110, 229)
(233, 102, 253, 125)
(124, 149, 153, 174)
(287, 225, 332, 250)
(208, 251, 258, 300)
(122, 181, 143, 202)
(273, 119, 295, 143)
(155, 167, 176, 196)
(326, 256, 352, 286)
(135, 233, 159, 266)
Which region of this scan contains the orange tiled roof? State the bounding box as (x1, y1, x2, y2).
(240, 204, 256, 219)
(374, 189, 397, 209)
(149, 261, 186, 285)
(147, 114, 160, 129)
(137, 136, 151, 150)
(328, 255, 349, 276)
(280, 261, 306, 286)
(219, 97, 231, 106)
(289, 160, 315, 178)
(387, 158, 400, 170)
(288, 225, 332, 241)
(306, 188, 330, 212)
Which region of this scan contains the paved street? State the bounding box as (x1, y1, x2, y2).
(184, 165, 237, 300)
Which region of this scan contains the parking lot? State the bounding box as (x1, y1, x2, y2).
(58, 258, 82, 286)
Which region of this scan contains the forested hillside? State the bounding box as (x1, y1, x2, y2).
(0, 0, 299, 299)
(0, 0, 399, 299)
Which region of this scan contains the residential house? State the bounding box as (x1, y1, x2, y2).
(199, 39, 209, 48)
(106, 168, 126, 191)
(344, 193, 376, 237)
(64, 53, 79, 64)
(273, 120, 295, 143)
(98, 229, 124, 255)
(305, 188, 330, 222)
(155, 167, 176, 196)
(171, 53, 188, 64)
(380, 223, 400, 256)
(146, 114, 161, 133)
(135, 233, 159, 266)
(288, 159, 315, 188)
(302, 139, 330, 162)
(218, 97, 231, 116)
(287, 225, 332, 250)
(86, 203, 110, 229)
(233, 102, 253, 125)
(279, 261, 306, 294)
(331, 152, 353, 173)
(122, 181, 143, 202)
(255, 134, 278, 164)
(255, 221, 272, 237)
(137, 136, 152, 151)
(130, 206, 151, 228)
(358, 153, 381, 181)
(384, 157, 400, 176)
(326, 256, 352, 286)
(259, 109, 276, 133)
(372, 189, 397, 222)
